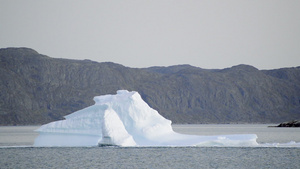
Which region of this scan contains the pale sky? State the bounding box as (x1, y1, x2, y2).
(1, 0, 299, 69)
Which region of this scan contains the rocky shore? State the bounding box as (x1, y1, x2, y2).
(277, 120, 300, 127)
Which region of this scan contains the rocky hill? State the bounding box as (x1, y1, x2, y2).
(1, 47, 300, 125)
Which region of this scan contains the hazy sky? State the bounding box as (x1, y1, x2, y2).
(1, 0, 299, 69)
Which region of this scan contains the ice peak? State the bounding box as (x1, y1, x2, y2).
(117, 90, 130, 94)
(93, 90, 138, 105)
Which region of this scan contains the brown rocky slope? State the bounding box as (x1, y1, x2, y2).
(1, 48, 299, 125)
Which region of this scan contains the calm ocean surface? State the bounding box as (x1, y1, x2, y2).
(1, 124, 299, 168)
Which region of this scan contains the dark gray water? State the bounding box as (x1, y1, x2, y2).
(1, 146, 299, 168)
(1, 125, 299, 168)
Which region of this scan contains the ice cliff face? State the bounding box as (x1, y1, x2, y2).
(34, 90, 258, 147)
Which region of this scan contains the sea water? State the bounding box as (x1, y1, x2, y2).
(0, 125, 299, 168)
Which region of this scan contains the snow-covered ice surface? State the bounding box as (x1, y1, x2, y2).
(34, 90, 259, 147)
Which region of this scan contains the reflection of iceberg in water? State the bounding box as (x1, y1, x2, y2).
(34, 90, 258, 147)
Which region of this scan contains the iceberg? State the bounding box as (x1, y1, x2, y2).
(34, 90, 258, 147)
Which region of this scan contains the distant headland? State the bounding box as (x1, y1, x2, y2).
(276, 120, 300, 127)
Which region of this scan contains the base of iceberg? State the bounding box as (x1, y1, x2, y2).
(34, 90, 258, 147)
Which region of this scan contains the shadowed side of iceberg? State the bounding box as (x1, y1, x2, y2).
(34, 133, 100, 147)
(34, 104, 107, 147)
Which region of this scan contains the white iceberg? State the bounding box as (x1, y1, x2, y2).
(34, 90, 258, 147)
